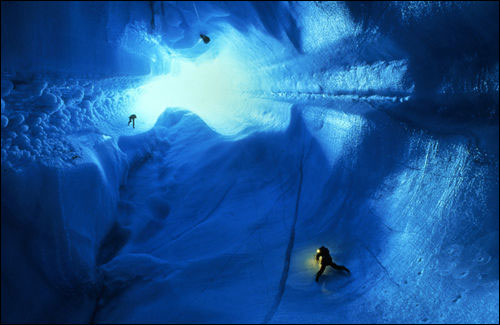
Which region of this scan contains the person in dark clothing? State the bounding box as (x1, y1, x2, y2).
(315, 246, 350, 282)
(128, 114, 137, 128)
(200, 34, 210, 44)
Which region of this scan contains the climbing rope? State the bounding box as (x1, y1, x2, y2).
(193, 2, 201, 23)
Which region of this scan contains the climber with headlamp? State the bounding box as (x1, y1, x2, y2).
(315, 246, 350, 282)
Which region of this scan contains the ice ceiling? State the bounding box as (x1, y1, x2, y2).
(1, 1, 498, 324)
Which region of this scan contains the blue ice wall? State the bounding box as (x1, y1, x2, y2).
(1, 1, 154, 76)
(1, 1, 498, 323)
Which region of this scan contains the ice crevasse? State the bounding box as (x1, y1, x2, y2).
(1, 1, 498, 323)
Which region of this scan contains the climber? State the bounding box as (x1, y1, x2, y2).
(315, 246, 350, 282)
(200, 33, 210, 44)
(128, 114, 137, 128)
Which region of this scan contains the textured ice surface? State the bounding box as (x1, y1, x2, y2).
(1, 1, 498, 324)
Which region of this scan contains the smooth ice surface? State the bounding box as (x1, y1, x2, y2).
(1, 1, 499, 324)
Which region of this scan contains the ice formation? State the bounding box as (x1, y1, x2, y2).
(1, 1, 498, 323)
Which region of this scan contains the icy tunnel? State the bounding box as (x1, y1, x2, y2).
(1, 1, 498, 323)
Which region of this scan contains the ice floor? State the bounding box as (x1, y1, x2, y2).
(1, 1, 499, 324)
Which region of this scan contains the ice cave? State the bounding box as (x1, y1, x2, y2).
(1, 1, 498, 323)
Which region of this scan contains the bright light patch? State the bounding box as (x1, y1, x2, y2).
(128, 48, 254, 134)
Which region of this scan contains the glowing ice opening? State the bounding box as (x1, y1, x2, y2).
(128, 47, 254, 135)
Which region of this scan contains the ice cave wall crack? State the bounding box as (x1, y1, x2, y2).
(262, 148, 305, 324)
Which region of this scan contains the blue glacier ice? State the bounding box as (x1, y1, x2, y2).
(1, 1, 498, 323)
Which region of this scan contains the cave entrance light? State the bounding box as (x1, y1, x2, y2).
(128, 46, 256, 135)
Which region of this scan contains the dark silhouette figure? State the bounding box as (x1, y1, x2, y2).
(315, 246, 350, 282)
(200, 34, 210, 44)
(128, 114, 137, 128)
